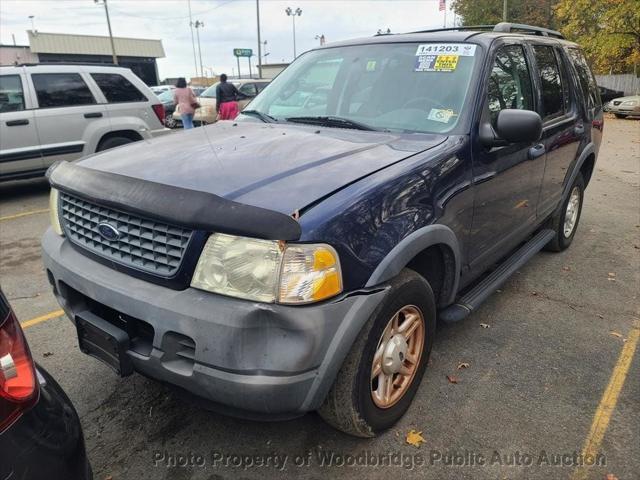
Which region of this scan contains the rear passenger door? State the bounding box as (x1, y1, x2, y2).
(529, 44, 581, 218)
(469, 43, 544, 271)
(29, 72, 107, 167)
(0, 73, 41, 179)
(91, 72, 159, 131)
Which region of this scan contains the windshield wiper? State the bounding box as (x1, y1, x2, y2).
(285, 116, 381, 131)
(241, 109, 277, 123)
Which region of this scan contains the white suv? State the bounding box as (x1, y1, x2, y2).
(0, 64, 168, 181)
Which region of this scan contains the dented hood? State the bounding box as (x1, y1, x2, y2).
(79, 121, 446, 214)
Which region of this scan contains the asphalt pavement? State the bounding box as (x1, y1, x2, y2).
(0, 117, 638, 480)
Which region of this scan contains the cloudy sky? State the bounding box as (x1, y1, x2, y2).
(0, 0, 456, 80)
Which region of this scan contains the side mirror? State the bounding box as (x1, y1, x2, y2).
(480, 109, 542, 147)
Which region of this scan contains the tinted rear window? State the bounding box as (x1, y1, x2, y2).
(32, 73, 96, 108)
(532, 45, 565, 120)
(91, 73, 147, 103)
(567, 48, 601, 109)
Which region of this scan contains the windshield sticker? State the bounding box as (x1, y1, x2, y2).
(366, 60, 377, 72)
(428, 108, 456, 123)
(416, 43, 476, 56)
(415, 54, 459, 72)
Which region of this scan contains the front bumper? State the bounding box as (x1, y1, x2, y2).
(42, 229, 386, 417)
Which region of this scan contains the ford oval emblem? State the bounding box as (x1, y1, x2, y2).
(97, 223, 121, 242)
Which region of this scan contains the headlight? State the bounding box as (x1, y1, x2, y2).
(622, 100, 637, 106)
(191, 233, 342, 304)
(49, 188, 64, 236)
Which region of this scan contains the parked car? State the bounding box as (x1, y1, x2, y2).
(605, 95, 640, 118)
(0, 64, 168, 181)
(42, 23, 602, 437)
(191, 86, 206, 97)
(175, 79, 270, 124)
(150, 85, 175, 95)
(0, 290, 92, 479)
(598, 85, 625, 104)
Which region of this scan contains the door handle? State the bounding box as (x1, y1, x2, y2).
(528, 143, 545, 160)
(6, 119, 29, 126)
(574, 123, 585, 135)
(84, 112, 103, 118)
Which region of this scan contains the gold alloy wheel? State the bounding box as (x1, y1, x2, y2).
(371, 305, 426, 409)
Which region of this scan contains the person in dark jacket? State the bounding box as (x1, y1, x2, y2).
(216, 74, 240, 120)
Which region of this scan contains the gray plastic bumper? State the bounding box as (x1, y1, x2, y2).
(41, 228, 387, 417)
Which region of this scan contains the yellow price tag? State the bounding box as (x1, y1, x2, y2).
(434, 55, 459, 72)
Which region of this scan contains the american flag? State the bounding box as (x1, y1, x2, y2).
(439, 0, 446, 11)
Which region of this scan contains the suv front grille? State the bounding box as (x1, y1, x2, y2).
(60, 192, 192, 277)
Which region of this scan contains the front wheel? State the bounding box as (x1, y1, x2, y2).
(545, 173, 585, 252)
(318, 269, 436, 437)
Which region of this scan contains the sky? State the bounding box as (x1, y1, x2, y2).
(0, 0, 457, 81)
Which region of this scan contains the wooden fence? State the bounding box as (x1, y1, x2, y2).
(595, 74, 640, 96)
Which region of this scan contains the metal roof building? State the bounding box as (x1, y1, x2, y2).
(1, 31, 165, 85)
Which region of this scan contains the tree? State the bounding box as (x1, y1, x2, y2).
(451, 0, 557, 29)
(555, 0, 640, 74)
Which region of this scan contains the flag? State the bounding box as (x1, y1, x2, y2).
(439, 0, 446, 11)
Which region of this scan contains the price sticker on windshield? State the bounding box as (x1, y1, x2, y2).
(415, 43, 476, 56)
(434, 55, 459, 71)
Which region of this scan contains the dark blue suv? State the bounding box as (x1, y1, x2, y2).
(42, 23, 603, 437)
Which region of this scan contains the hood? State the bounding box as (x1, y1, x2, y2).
(611, 95, 640, 103)
(79, 121, 446, 214)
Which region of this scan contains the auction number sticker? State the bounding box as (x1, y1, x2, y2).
(415, 43, 476, 56)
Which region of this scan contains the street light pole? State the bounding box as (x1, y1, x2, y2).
(285, 7, 302, 59)
(256, 0, 262, 78)
(503, 0, 508, 21)
(94, 0, 118, 64)
(187, 0, 198, 79)
(194, 20, 204, 79)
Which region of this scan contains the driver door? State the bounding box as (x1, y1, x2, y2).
(468, 42, 545, 274)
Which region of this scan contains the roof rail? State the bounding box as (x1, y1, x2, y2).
(408, 25, 495, 34)
(11, 61, 122, 67)
(405, 23, 564, 39)
(493, 22, 564, 39)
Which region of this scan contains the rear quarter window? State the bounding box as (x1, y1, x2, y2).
(0, 75, 25, 113)
(566, 48, 601, 109)
(91, 73, 148, 103)
(32, 73, 96, 108)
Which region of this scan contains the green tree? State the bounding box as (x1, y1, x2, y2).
(555, 0, 640, 74)
(451, 0, 557, 29)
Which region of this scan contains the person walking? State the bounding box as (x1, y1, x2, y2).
(173, 77, 198, 129)
(216, 74, 240, 120)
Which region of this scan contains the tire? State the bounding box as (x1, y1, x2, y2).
(614, 114, 627, 119)
(545, 172, 585, 252)
(97, 136, 134, 152)
(164, 113, 177, 129)
(318, 269, 436, 437)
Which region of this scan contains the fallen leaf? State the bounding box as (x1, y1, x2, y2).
(446, 375, 459, 384)
(105, 476, 113, 480)
(562, 266, 571, 271)
(405, 429, 425, 448)
(43, 352, 53, 357)
(608, 272, 616, 278)
(597, 314, 604, 319)
(457, 362, 470, 370)
(531, 291, 538, 296)
(480, 323, 490, 329)
(609, 331, 624, 339)
(604, 474, 619, 480)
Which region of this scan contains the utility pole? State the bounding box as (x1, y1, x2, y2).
(256, 0, 262, 78)
(285, 7, 302, 59)
(188, 0, 198, 78)
(194, 20, 204, 79)
(94, 0, 117, 64)
(503, 0, 508, 22)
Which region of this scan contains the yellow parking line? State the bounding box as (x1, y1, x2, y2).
(0, 208, 49, 222)
(20, 309, 65, 329)
(571, 322, 640, 480)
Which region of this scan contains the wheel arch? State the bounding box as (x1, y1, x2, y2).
(365, 224, 461, 307)
(96, 130, 143, 152)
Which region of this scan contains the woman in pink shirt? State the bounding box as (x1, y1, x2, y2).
(173, 78, 198, 129)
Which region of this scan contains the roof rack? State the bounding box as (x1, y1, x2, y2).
(406, 23, 564, 39)
(493, 22, 564, 39)
(9, 62, 121, 67)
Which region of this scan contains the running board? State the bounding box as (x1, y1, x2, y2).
(439, 229, 555, 323)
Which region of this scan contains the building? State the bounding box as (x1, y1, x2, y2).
(258, 62, 289, 79)
(0, 31, 165, 85)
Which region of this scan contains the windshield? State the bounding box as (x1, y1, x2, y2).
(248, 42, 480, 133)
(157, 90, 174, 102)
